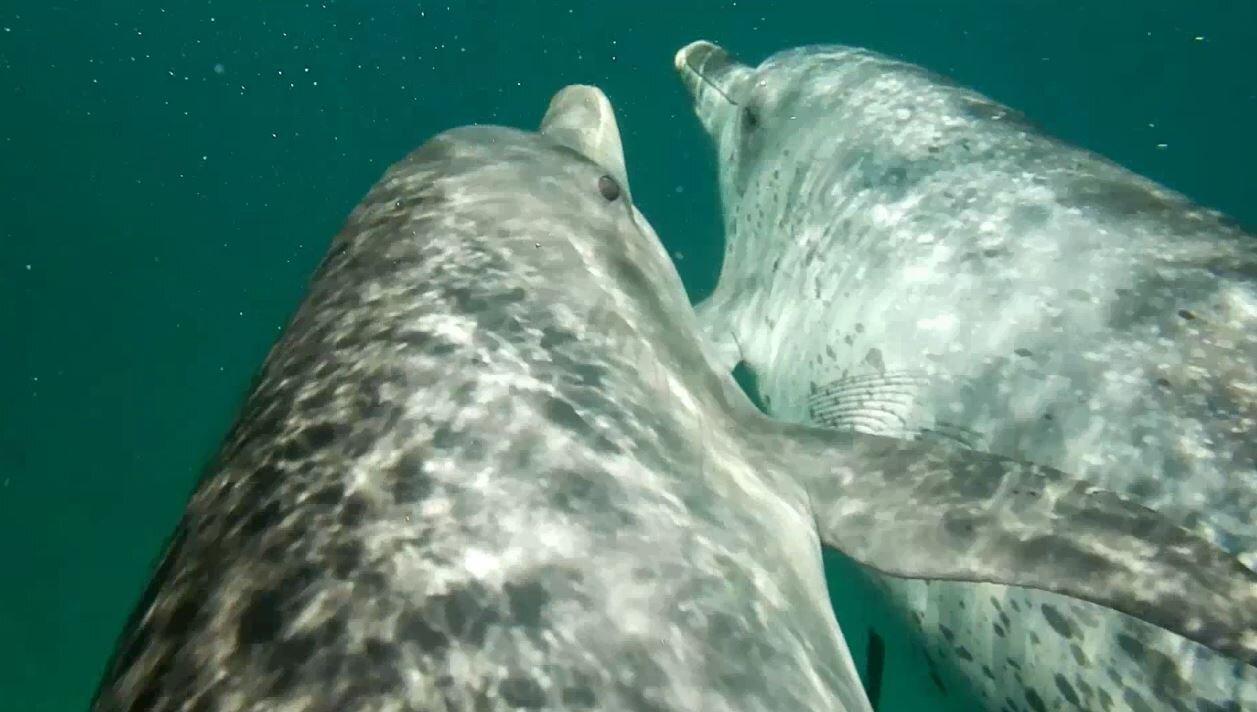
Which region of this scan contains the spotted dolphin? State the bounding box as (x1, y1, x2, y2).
(676, 39, 1257, 711)
(92, 84, 1257, 712)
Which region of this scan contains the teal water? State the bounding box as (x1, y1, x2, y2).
(2, 2, 1254, 710)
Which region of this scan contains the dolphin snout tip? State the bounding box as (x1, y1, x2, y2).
(674, 40, 722, 75)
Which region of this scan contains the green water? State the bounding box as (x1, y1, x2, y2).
(2, 2, 1254, 710)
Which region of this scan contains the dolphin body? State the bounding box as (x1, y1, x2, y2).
(92, 85, 1257, 712)
(676, 40, 1257, 711)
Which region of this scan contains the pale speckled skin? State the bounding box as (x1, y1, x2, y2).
(90, 86, 1257, 712)
(676, 40, 1257, 712)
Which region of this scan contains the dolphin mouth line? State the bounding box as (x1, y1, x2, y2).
(682, 54, 739, 108)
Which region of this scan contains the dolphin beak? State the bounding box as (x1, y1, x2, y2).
(674, 40, 736, 102)
(540, 85, 631, 201)
(674, 40, 748, 140)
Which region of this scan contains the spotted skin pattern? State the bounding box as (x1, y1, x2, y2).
(89, 87, 868, 712)
(676, 40, 1257, 712)
(92, 86, 1257, 712)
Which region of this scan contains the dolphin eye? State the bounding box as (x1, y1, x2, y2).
(742, 107, 760, 131)
(597, 175, 621, 202)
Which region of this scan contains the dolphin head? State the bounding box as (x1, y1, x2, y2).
(398, 85, 676, 292)
(674, 41, 877, 200)
(373, 85, 706, 385)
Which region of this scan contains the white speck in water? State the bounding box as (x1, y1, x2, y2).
(213, 63, 225, 74)
(1156, 143, 1168, 149)
(25, 264, 32, 270)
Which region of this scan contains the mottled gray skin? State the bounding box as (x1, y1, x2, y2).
(676, 40, 1257, 712)
(91, 86, 1257, 712)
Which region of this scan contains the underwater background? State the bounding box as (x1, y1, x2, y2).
(2, 1, 1255, 709)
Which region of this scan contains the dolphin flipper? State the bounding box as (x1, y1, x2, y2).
(776, 426, 1257, 668)
(695, 296, 743, 374)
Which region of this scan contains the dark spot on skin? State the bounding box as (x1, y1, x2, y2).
(499, 676, 547, 708)
(1040, 604, 1076, 639)
(742, 107, 760, 130)
(1024, 688, 1048, 712)
(389, 450, 431, 503)
(993, 622, 1006, 638)
(561, 686, 597, 708)
(238, 590, 283, 646)
(432, 424, 459, 450)
(310, 483, 344, 506)
(1069, 643, 1088, 666)
(1177, 309, 1196, 320)
(397, 609, 448, 653)
(955, 646, 973, 661)
(940, 625, 955, 643)
(364, 638, 397, 667)
(242, 499, 282, 536)
(1156, 377, 1172, 388)
(503, 579, 549, 627)
(597, 175, 621, 202)
(1124, 688, 1155, 712)
(1116, 633, 1143, 659)
(265, 632, 317, 694)
(1098, 688, 1114, 711)
(1055, 674, 1081, 706)
(162, 596, 200, 642)
(544, 397, 594, 436)
(1014, 348, 1033, 357)
(302, 423, 337, 449)
(864, 347, 885, 373)
(942, 511, 978, 539)
(540, 328, 576, 350)
(436, 584, 498, 645)
(339, 493, 368, 526)
(330, 541, 364, 578)
(983, 666, 995, 681)
(926, 658, 948, 695)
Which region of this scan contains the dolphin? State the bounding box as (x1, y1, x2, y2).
(675, 39, 1257, 711)
(91, 84, 1257, 712)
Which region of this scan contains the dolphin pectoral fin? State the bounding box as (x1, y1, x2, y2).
(791, 428, 1257, 667)
(695, 296, 743, 374)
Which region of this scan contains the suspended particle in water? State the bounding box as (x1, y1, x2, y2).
(213, 63, 225, 75)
